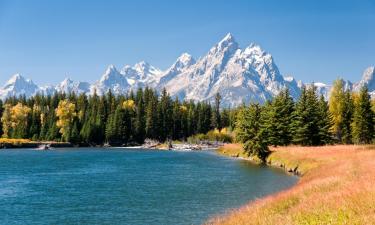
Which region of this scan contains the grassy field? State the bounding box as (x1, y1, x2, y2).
(209, 144, 375, 225)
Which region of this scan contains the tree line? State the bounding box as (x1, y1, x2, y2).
(1, 79, 374, 155)
(235, 79, 375, 160)
(0, 88, 234, 146)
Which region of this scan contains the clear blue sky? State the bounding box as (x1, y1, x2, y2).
(0, 0, 374, 86)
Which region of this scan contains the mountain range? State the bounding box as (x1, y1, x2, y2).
(0, 33, 374, 107)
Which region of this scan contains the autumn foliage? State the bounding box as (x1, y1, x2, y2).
(55, 100, 77, 141)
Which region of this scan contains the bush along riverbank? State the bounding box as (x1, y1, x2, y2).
(209, 144, 375, 224)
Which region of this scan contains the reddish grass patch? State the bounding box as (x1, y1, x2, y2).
(207, 145, 375, 225)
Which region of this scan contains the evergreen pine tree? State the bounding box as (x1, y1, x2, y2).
(29, 109, 41, 140)
(145, 93, 158, 139)
(134, 88, 146, 143)
(262, 89, 295, 146)
(352, 85, 374, 144)
(69, 119, 80, 144)
(292, 85, 323, 146)
(211, 93, 221, 129)
(220, 108, 230, 129)
(292, 86, 310, 145)
(235, 103, 269, 161)
(0, 100, 3, 136)
(341, 90, 354, 144)
(105, 112, 114, 143)
(158, 89, 173, 141)
(317, 95, 333, 144)
(172, 98, 182, 140)
(187, 102, 196, 137)
(180, 102, 189, 139)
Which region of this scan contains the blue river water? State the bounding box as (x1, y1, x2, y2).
(0, 148, 297, 225)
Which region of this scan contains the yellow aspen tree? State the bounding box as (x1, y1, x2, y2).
(1, 104, 12, 138)
(55, 100, 77, 141)
(122, 99, 135, 111)
(329, 79, 345, 140)
(9, 103, 32, 138)
(179, 105, 188, 112)
(10, 103, 32, 127)
(371, 99, 375, 113)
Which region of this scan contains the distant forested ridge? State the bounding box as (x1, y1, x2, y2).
(0, 88, 233, 146)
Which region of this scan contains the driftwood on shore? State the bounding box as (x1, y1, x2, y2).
(141, 139, 225, 151)
(142, 139, 160, 149)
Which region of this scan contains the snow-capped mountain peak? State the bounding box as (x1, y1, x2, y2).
(219, 33, 236, 46)
(176, 53, 195, 66)
(355, 66, 375, 91)
(92, 65, 129, 95)
(60, 77, 73, 86)
(170, 53, 196, 71)
(133, 61, 162, 79)
(6, 73, 23, 85)
(210, 33, 239, 55)
(55, 77, 90, 94)
(5, 73, 35, 87)
(118, 61, 163, 89)
(99, 65, 125, 84)
(362, 66, 375, 81)
(0, 73, 39, 99)
(134, 61, 149, 71)
(100, 65, 119, 81)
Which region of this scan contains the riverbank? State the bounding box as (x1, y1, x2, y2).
(0, 138, 73, 148)
(0, 138, 220, 150)
(209, 144, 375, 224)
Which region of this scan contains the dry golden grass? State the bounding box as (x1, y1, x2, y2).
(217, 144, 246, 157)
(0, 138, 35, 144)
(0, 138, 69, 146)
(208, 144, 375, 225)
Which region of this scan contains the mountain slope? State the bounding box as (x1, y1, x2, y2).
(163, 33, 300, 106)
(91, 65, 130, 95)
(157, 53, 196, 89)
(354, 66, 375, 97)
